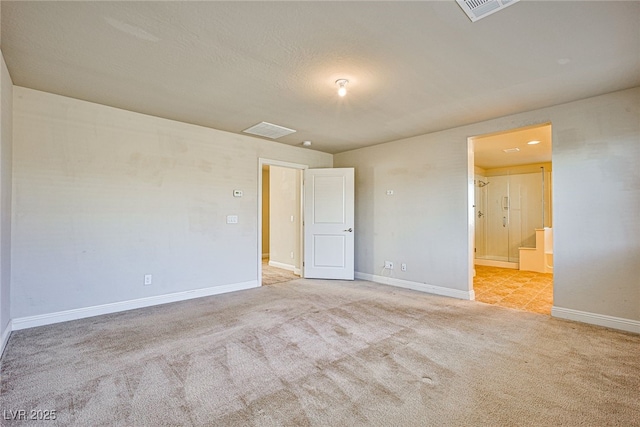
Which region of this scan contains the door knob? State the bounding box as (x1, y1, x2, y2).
(344, 228, 353, 232)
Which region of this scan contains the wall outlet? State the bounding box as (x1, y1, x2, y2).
(226, 215, 238, 224)
(144, 274, 152, 286)
(290, 251, 294, 259)
(401, 263, 407, 272)
(384, 261, 394, 269)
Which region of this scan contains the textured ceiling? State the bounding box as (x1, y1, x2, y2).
(2, 1, 639, 154)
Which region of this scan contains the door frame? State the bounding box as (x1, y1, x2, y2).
(257, 158, 308, 286)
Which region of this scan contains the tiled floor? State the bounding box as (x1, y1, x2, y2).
(473, 265, 553, 315)
(262, 259, 299, 285)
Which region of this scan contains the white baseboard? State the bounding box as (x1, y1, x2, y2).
(355, 272, 474, 301)
(552, 306, 640, 334)
(11, 280, 258, 331)
(268, 260, 296, 272)
(474, 259, 519, 269)
(0, 319, 12, 358)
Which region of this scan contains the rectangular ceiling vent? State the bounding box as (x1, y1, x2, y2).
(456, 0, 520, 22)
(243, 122, 296, 139)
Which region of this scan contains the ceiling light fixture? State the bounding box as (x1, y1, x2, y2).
(527, 140, 541, 145)
(302, 141, 312, 147)
(336, 79, 349, 97)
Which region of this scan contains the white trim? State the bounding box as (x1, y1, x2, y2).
(356, 272, 475, 301)
(552, 306, 640, 334)
(467, 137, 476, 306)
(268, 260, 295, 272)
(1, 320, 12, 358)
(259, 159, 309, 170)
(11, 281, 258, 331)
(258, 158, 308, 287)
(474, 258, 519, 269)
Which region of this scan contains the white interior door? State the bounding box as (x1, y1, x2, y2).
(303, 168, 354, 280)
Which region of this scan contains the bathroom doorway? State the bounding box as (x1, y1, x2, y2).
(471, 123, 554, 314)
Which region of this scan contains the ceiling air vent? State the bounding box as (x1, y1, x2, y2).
(456, 0, 520, 22)
(243, 122, 296, 139)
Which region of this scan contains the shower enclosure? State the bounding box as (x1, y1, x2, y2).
(474, 168, 551, 266)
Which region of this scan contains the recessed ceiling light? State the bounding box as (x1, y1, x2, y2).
(503, 148, 520, 153)
(527, 140, 541, 145)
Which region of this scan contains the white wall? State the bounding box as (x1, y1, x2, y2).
(11, 87, 332, 320)
(335, 87, 640, 330)
(8, 84, 640, 333)
(0, 50, 13, 352)
(551, 88, 639, 325)
(334, 126, 473, 297)
(269, 166, 301, 270)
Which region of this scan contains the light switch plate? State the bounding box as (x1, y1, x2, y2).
(233, 190, 243, 197)
(227, 215, 238, 224)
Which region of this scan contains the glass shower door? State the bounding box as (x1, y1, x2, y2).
(475, 169, 547, 265)
(485, 175, 510, 262)
(474, 176, 487, 258)
(509, 172, 544, 256)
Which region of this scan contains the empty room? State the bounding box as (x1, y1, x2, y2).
(0, 1, 638, 426)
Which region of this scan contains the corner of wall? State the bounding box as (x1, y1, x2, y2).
(0, 48, 13, 354)
(0, 319, 12, 358)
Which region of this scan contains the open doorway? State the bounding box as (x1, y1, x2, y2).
(258, 159, 306, 286)
(258, 161, 355, 285)
(470, 123, 554, 315)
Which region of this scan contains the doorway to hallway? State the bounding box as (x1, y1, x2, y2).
(260, 162, 303, 286)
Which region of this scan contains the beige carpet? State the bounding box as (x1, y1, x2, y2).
(1, 279, 638, 426)
(262, 260, 298, 285)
